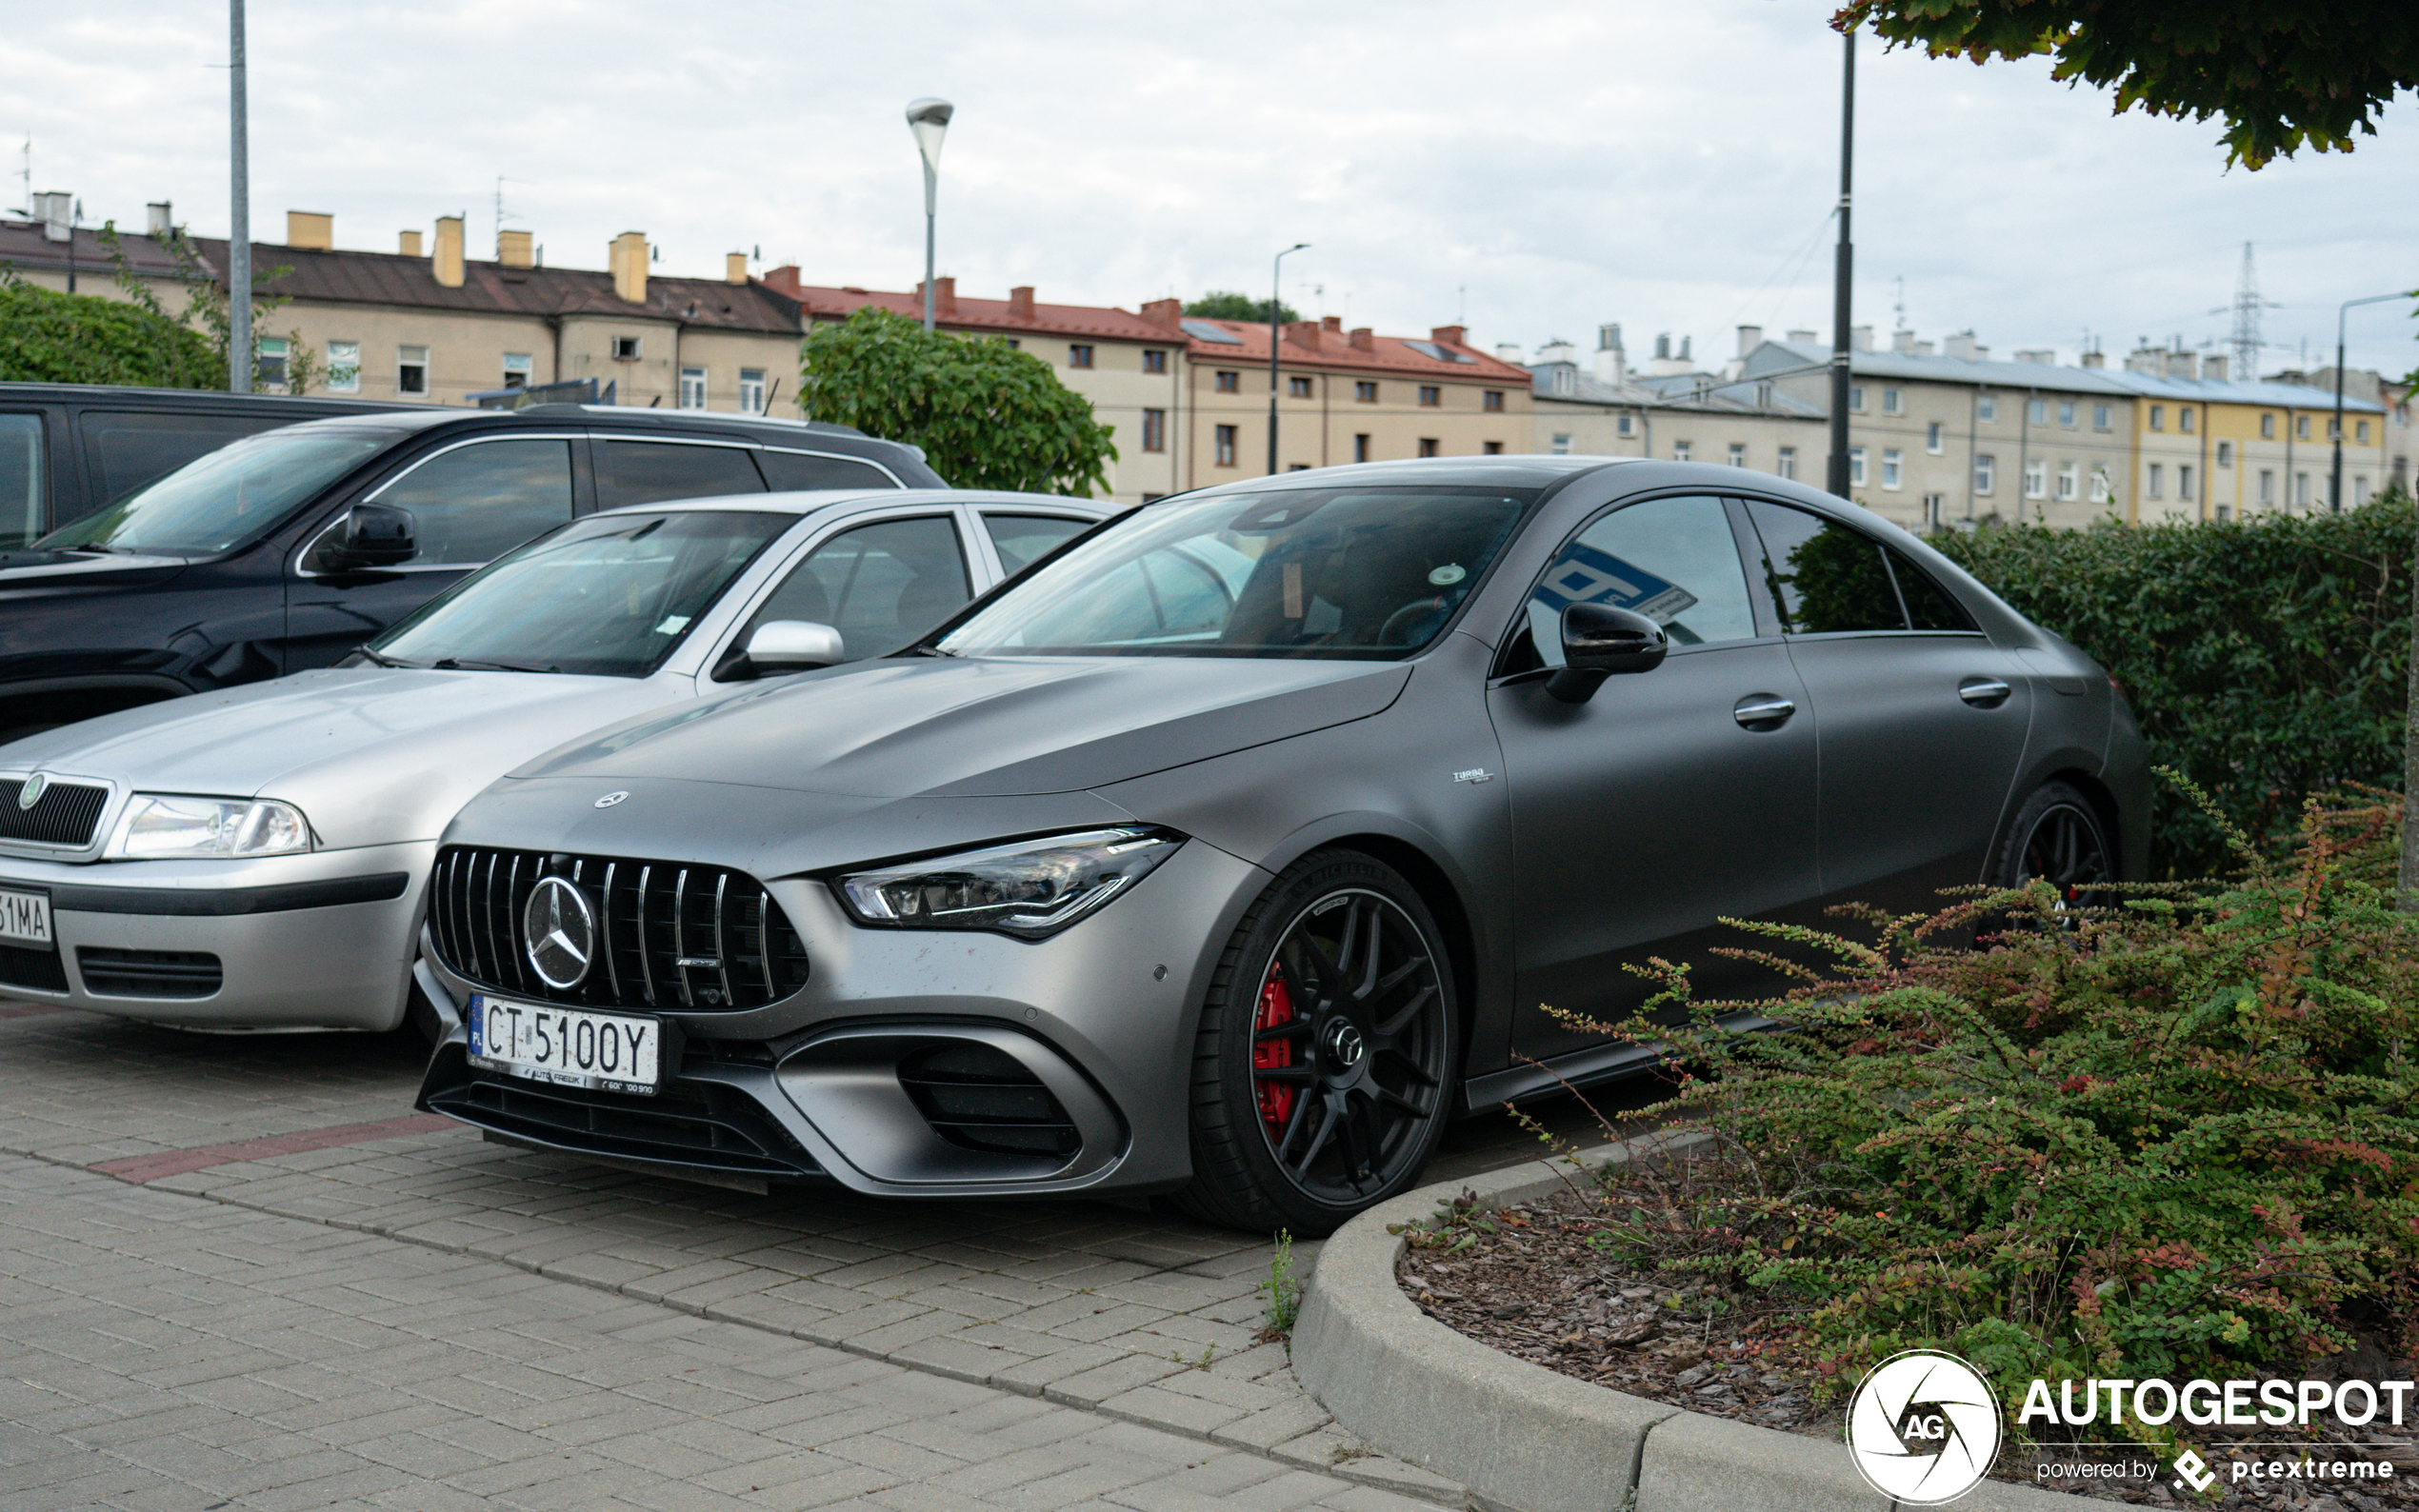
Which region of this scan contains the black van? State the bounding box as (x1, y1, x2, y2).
(0, 404, 943, 743)
(0, 381, 423, 551)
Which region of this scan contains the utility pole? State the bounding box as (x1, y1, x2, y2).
(229, 0, 251, 393)
(1269, 243, 1308, 474)
(1826, 27, 1855, 497)
(2331, 291, 2402, 512)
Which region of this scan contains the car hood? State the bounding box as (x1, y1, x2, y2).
(1, 667, 685, 850)
(517, 655, 1414, 799)
(0, 548, 188, 592)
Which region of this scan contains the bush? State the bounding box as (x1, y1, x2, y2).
(0, 276, 224, 388)
(1935, 496, 2415, 879)
(1575, 788, 2419, 1452)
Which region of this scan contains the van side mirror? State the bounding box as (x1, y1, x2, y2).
(1546, 603, 1668, 704)
(306, 503, 416, 573)
(717, 620, 846, 681)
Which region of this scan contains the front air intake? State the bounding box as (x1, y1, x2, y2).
(896, 1041, 1081, 1158)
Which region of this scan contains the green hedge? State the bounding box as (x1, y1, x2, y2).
(0, 278, 224, 389)
(1934, 494, 2414, 878)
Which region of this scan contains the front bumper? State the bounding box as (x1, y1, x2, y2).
(0, 842, 433, 1030)
(412, 838, 1269, 1199)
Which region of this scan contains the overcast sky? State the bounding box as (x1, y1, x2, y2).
(10, 1, 2415, 378)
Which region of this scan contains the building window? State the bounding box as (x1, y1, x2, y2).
(1069, 345, 1094, 368)
(1141, 408, 1166, 452)
(1925, 421, 1943, 453)
(1775, 447, 1796, 480)
(326, 340, 360, 393)
(1213, 425, 1238, 467)
(257, 336, 290, 388)
(2357, 419, 2371, 443)
(2146, 463, 2163, 499)
(1849, 385, 1866, 411)
(2179, 463, 2195, 502)
(397, 345, 430, 396)
(1418, 386, 1441, 408)
(1974, 454, 1995, 494)
(1978, 394, 1996, 423)
(2149, 405, 2165, 431)
(2259, 469, 2275, 505)
(1549, 432, 1571, 455)
(1143, 348, 1168, 374)
(678, 366, 707, 409)
(1882, 448, 1903, 489)
(2024, 458, 2046, 498)
(1215, 370, 1240, 393)
(2295, 471, 2311, 507)
(1673, 441, 1692, 463)
(1003, 339, 1020, 350)
(1289, 375, 1312, 398)
(2260, 412, 2276, 439)
(738, 368, 766, 413)
(1882, 388, 1902, 415)
(1616, 414, 1635, 438)
(2180, 407, 2195, 433)
(1727, 443, 1746, 468)
(2092, 404, 2110, 429)
(1483, 389, 1505, 412)
(1355, 381, 1378, 403)
(2296, 415, 2310, 440)
(2217, 440, 2234, 467)
(1922, 494, 1945, 530)
(2058, 401, 2076, 428)
(502, 352, 533, 389)
(1483, 441, 1504, 455)
(1418, 438, 1439, 457)
(1355, 433, 1372, 463)
(1849, 447, 1867, 487)
(611, 335, 641, 361)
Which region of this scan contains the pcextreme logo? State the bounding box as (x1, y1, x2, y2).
(1846, 1349, 2003, 1504)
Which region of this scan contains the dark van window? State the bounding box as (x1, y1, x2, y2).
(598, 440, 767, 507)
(756, 449, 896, 492)
(745, 515, 970, 664)
(0, 414, 43, 549)
(983, 513, 1090, 575)
(372, 438, 574, 566)
(1745, 499, 1906, 635)
(81, 410, 283, 515)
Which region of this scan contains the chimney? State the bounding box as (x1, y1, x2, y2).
(1942, 330, 1979, 361)
(2202, 353, 2229, 382)
(1287, 320, 1322, 350)
(1654, 334, 1670, 361)
(2080, 349, 2106, 369)
(1537, 339, 1578, 367)
(725, 251, 748, 285)
(2016, 348, 2057, 367)
(287, 210, 332, 250)
(1736, 325, 1763, 358)
(761, 264, 801, 296)
(1430, 325, 1467, 348)
(1008, 286, 1035, 320)
(1891, 328, 1918, 354)
(31, 191, 70, 243)
(2165, 350, 2199, 381)
(1495, 343, 1524, 363)
(1911, 341, 1936, 357)
(433, 214, 465, 288)
(1140, 297, 1182, 329)
(2124, 345, 2164, 375)
(1594, 324, 1626, 385)
(1349, 327, 1374, 352)
(936, 276, 956, 315)
(498, 229, 534, 269)
(1598, 323, 1624, 353)
(1322, 314, 1342, 333)
(146, 202, 172, 237)
(1787, 328, 1817, 344)
(1850, 326, 1873, 350)
(610, 230, 648, 304)
(399, 229, 423, 257)
(1678, 335, 1692, 363)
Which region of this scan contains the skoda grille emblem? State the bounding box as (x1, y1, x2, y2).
(594, 791, 629, 809)
(15, 773, 47, 810)
(1323, 1020, 1368, 1071)
(522, 877, 597, 990)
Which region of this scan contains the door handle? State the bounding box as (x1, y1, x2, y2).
(1958, 677, 2013, 708)
(1732, 694, 1795, 729)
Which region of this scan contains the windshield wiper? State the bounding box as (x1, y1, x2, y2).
(352, 646, 419, 668)
(907, 644, 961, 657)
(431, 657, 562, 674)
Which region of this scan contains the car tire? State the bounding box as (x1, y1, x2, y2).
(1173, 848, 1458, 1237)
(1989, 781, 2114, 903)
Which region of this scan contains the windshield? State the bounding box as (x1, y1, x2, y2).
(367, 509, 793, 677)
(37, 428, 390, 556)
(935, 486, 1534, 660)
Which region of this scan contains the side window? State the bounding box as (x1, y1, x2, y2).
(0, 413, 44, 549)
(371, 438, 574, 566)
(597, 440, 767, 508)
(984, 512, 1090, 575)
(1525, 494, 1757, 666)
(1744, 498, 1904, 635)
(79, 409, 283, 516)
(1889, 547, 1975, 632)
(755, 449, 897, 492)
(746, 515, 970, 663)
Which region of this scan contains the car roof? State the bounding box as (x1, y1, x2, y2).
(258, 407, 884, 442)
(1180, 454, 1645, 499)
(591, 488, 1121, 519)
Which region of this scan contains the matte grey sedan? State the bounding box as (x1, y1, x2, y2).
(410, 457, 2147, 1232)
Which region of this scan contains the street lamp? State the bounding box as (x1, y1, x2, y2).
(904, 97, 954, 331)
(1826, 26, 1855, 498)
(1269, 242, 1309, 473)
(2329, 289, 2406, 511)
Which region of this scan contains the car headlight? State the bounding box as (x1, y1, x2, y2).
(836, 827, 1183, 939)
(107, 795, 313, 860)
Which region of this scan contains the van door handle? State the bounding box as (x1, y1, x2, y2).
(1958, 677, 2013, 708)
(1733, 695, 1795, 729)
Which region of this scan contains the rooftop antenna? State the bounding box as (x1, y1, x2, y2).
(1891, 274, 1908, 335)
(1457, 284, 1467, 326)
(492, 175, 529, 258)
(12, 138, 27, 219)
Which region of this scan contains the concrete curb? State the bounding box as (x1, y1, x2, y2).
(1291, 1134, 2079, 1512)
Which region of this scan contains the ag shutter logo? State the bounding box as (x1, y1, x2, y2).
(1847, 1349, 2003, 1504)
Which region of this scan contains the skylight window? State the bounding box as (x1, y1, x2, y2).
(1181, 320, 1246, 345)
(1401, 340, 1476, 363)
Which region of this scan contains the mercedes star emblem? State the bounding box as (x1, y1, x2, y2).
(15, 773, 47, 810)
(522, 876, 597, 990)
(594, 791, 629, 808)
(1323, 1019, 1369, 1071)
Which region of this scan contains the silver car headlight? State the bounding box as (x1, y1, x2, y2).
(107, 795, 313, 860)
(836, 827, 1183, 939)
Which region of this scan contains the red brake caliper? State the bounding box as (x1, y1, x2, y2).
(1252, 965, 1297, 1128)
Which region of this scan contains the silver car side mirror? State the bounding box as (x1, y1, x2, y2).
(744, 620, 846, 673)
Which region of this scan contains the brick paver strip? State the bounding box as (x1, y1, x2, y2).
(89, 1113, 458, 1184)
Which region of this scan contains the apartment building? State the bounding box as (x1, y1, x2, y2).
(1522, 326, 1826, 479)
(761, 271, 1182, 503)
(1143, 308, 1530, 487)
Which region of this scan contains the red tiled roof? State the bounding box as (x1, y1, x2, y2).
(1165, 313, 1530, 382)
(764, 269, 1176, 344)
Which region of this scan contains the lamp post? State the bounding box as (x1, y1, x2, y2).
(2329, 290, 2404, 511)
(1269, 242, 1309, 473)
(1825, 26, 1855, 497)
(230, 0, 250, 393)
(904, 97, 954, 332)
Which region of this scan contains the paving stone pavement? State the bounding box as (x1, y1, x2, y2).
(0, 1004, 1658, 1508)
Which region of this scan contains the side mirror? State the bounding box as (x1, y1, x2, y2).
(730, 620, 846, 679)
(1546, 602, 1668, 704)
(306, 503, 416, 573)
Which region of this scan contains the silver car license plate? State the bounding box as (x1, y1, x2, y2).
(467, 994, 660, 1095)
(0, 887, 50, 948)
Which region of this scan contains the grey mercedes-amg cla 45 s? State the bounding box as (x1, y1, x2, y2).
(412, 456, 2148, 1233)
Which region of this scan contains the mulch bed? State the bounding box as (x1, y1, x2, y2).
(1395, 1179, 2419, 1507)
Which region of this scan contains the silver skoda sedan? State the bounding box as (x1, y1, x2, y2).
(0, 490, 1112, 1030)
(410, 457, 2147, 1232)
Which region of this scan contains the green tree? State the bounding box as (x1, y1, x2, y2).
(1185, 290, 1299, 326)
(0, 275, 224, 387)
(798, 306, 1117, 496)
(1834, 0, 2419, 169)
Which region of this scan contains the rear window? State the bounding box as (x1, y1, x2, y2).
(597, 440, 768, 508)
(757, 449, 897, 491)
(0, 413, 43, 549)
(79, 409, 285, 516)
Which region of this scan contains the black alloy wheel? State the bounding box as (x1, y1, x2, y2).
(1176, 849, 1456, 1236)
(1991, 781, 2114, 912)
